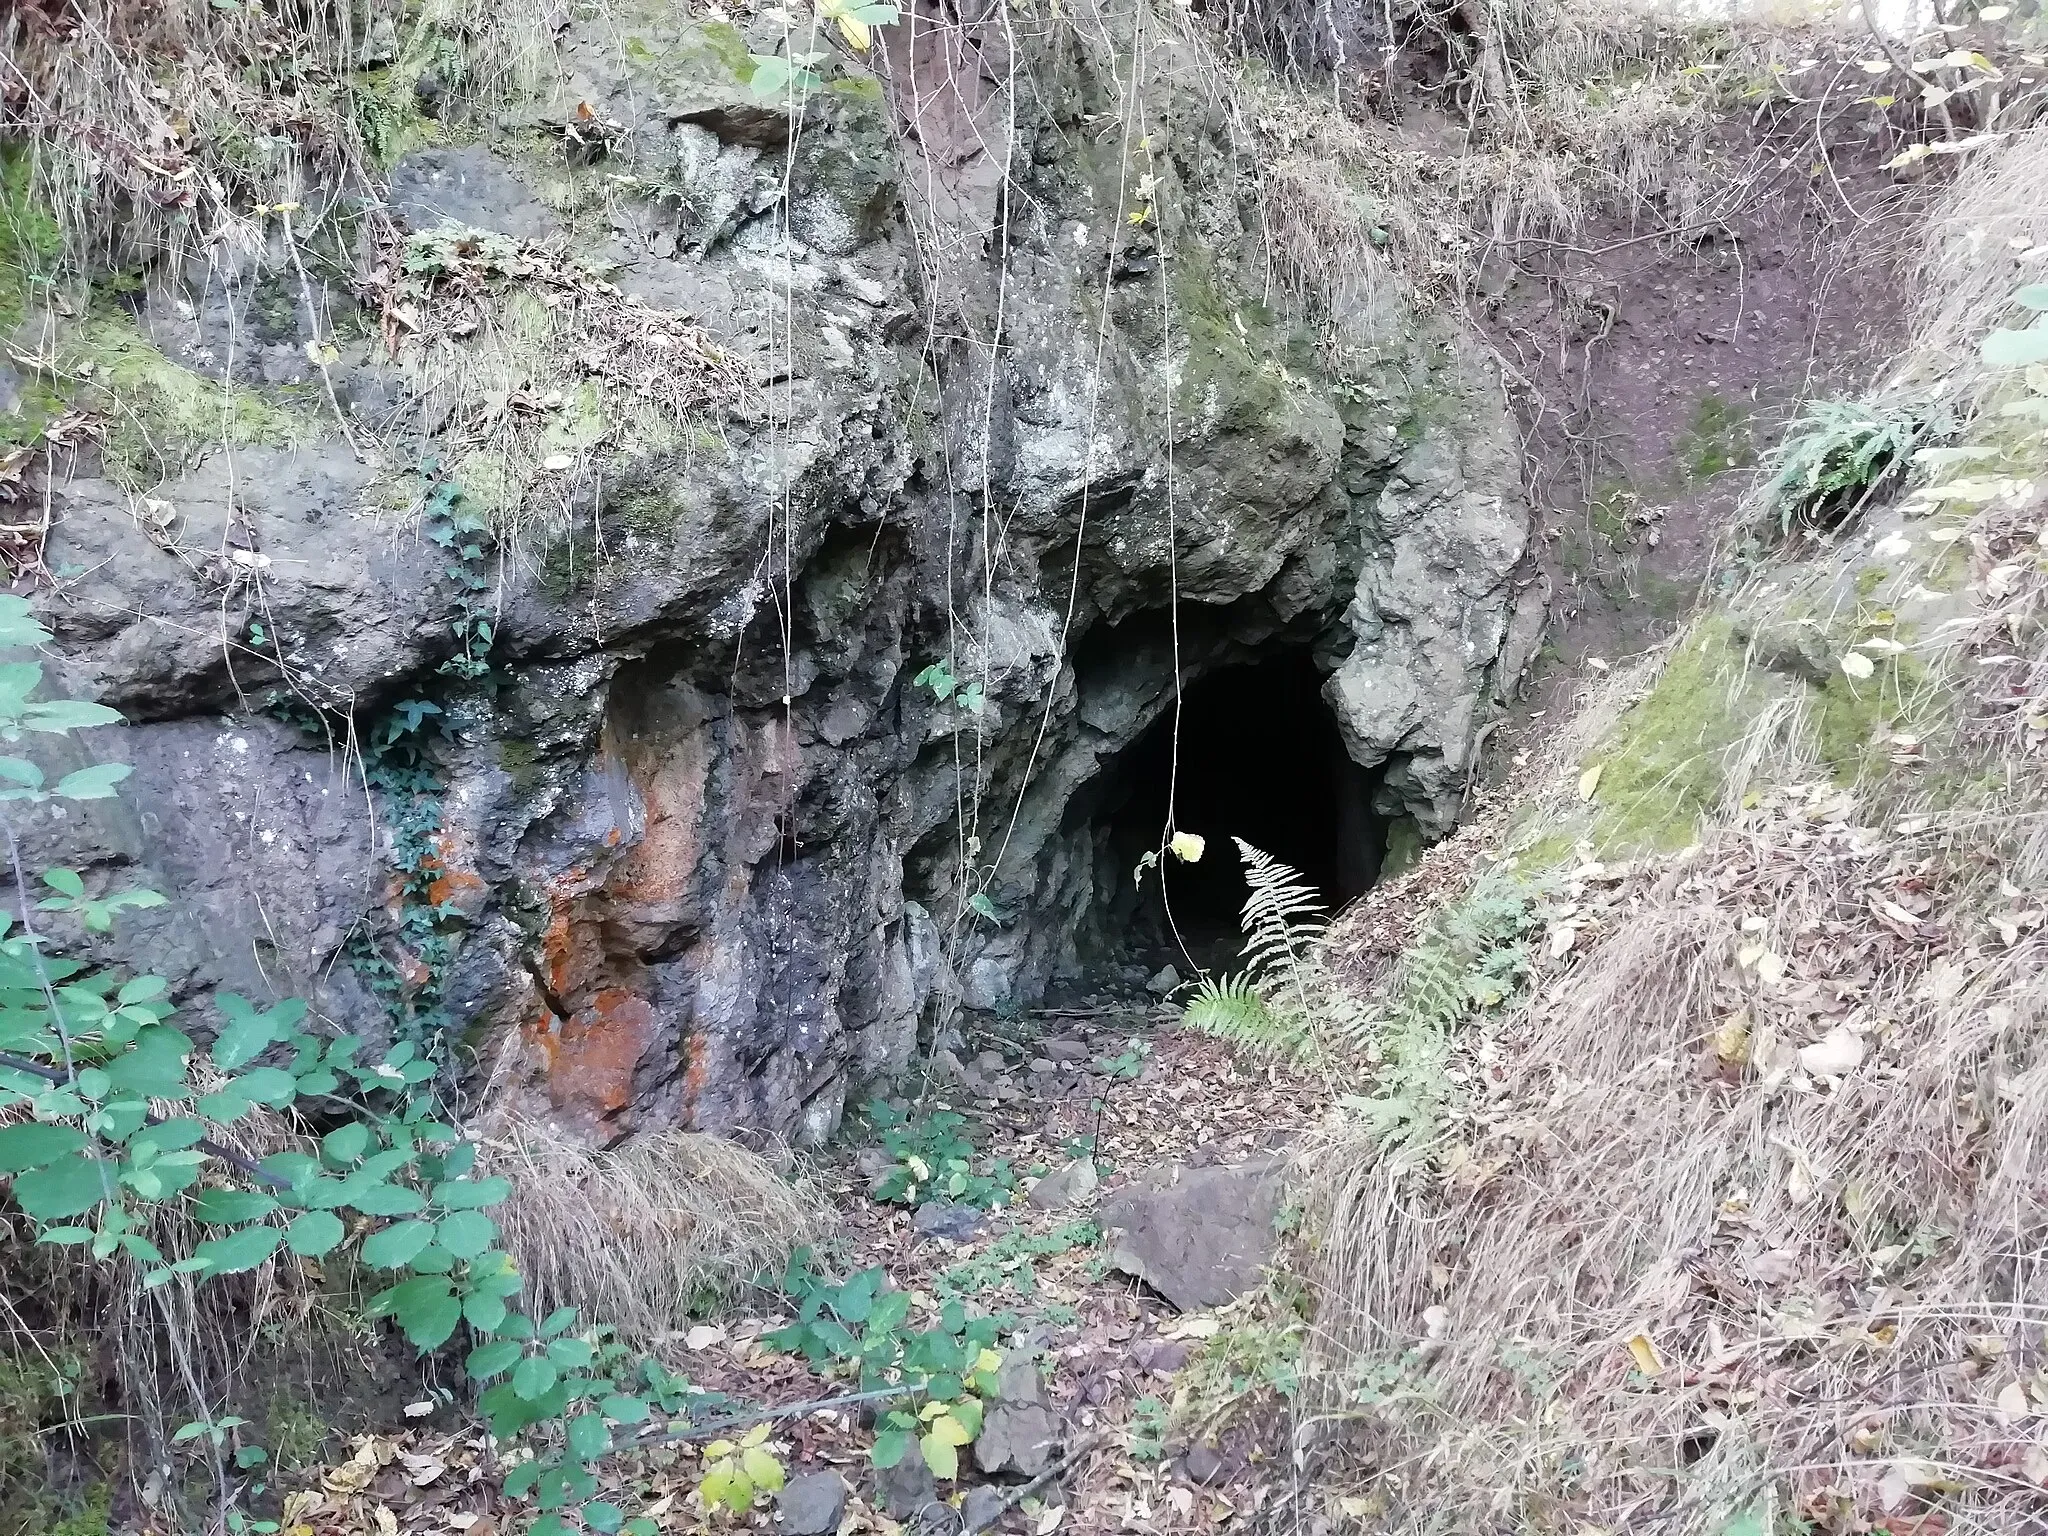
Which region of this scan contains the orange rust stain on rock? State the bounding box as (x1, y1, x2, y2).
(426, 830, 489, 914)
(547, 987, 660, 1122)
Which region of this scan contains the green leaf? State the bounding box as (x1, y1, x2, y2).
(361, 1219, 436, 1270)
(322, 1122, 371, 1163)
(41, 866, 84, 898)
(434, 1208, 496, 1260)
(398, 1283, 462, 1349)
(463, 1291, 508, 1333)
(538, 1306, 578, 1338)
(430, 1175, 512, 1209)
(349, 1183, 426, 1217)
(546, 1336, 595, 1369)
(467, 1340, 523, 1380)
(566, 1412, 610, 1461)
(584, 1504, 625, 1535)
(13, 1152, 112, 1219)
(0, 756, 44, 791)
(54, 762, 132, 800)
(284, 1210, 346, 1257)
(195, 1089, 253, 1124)
(212, 993, 282, 1071)
(193, 1224, 284, 1275)
(871, 1429, 912, 1469)
(1983, 326, 2048, 368)
(229, 1067, 298, 1108)
(2014, 284, 2048, 311)
(0, 1121, 87, 1173)
(23, 698, 124, 733)
(0, 597, 52, 648)
(920, 1432, 958, 1481)
(512, 1355, 559, 1401)
(597, 1391, 648, 1424)
(103, 1026, 193, 1098)
(192, 1188, 280, 1225)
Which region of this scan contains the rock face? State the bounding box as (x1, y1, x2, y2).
(10, 0, 1539, 1144)
(1099, 1157, 1288, 1311)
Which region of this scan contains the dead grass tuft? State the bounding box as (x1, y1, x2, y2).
(483, 1121, 827, 1345)
(1304, 489, 2048, 1530)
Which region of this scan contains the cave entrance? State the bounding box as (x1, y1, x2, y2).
(1094, 650, 1386, 962)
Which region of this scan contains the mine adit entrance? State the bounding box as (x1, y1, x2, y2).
(1089, 649, 1387, 962)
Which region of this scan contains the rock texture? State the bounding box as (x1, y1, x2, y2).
(972, 1352, 1062, 1478)
(11, 0, 1539, 1144)
(1099, 1156, 1288, 1311)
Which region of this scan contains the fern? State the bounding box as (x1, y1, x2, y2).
(1183, 972, 1314, 1061)
(1762, 399, 1929, 533)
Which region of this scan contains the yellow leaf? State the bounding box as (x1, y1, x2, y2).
(1169, 831, 1206, 863)
(1626, 1332, 1667, 1375)
(975, 1349, 1004, 1374)
(929, 1413, 973, 1446)
(836, 13, 872, 49)
(742, 1422, 773, 1447)
(741, 1446, 785, 1491)
(1712, 1010, 1751, 1064)
(1578, 763, 1604, 801)
(705, 1439, 737, 1459)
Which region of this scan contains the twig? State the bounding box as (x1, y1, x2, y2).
(962, 1431, 1104, 1534)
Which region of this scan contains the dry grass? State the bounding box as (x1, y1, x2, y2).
(1899, 126, 2048, 416)
(0, 0, 564, 279)
(1302, 474, 2048, 1530)
(483, 1121, 827, 1345)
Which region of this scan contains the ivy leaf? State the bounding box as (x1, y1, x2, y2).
(212, 994, 283, 1072)
(284, 1210, 345, 1257)
(566, 1412, 610, 1461)
(193, 1224, 284, 1276)
(361, 1219, 437, 1270)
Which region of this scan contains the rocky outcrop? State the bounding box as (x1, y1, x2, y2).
(8, 0, 1538, 1145)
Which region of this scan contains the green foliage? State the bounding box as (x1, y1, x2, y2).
(1180, 840, 1339, 1062)
(1126, 1395, 1169, 1461)
(1338, 870, 1546, 1148)
(935, 1221, 1098, 1300)
(1761, 399, 1928, 533)
(697, 1422, 785, 1513)
(862, 1102, 1015, 1208)
(764, 1254, 1004, 1479)
(914, 659, 985, 716)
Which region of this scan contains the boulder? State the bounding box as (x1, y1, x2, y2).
(776, 1472, 847, 1535)
(1098, 1156, 1289, 1311)
(874, 1438, 937, 1518)
(973, 1352, 1061, 1478)
(1026, 1159, 1098, 1210)
(912, 1202, 985, 1242)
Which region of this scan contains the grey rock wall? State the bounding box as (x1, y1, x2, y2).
(12, 0, 1537, 1145)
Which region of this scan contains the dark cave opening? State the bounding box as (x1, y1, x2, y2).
(1089, 650, 1386, 960)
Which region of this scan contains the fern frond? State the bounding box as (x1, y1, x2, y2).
(1233, 838, 1327, 1014)
(1182, 972, 1314, 1061)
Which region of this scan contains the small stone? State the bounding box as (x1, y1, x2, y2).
(856, 1146, 895, 1180)
(912, 1201, 985, 1242)
(960, 1485, 1008, 1532)
(932, 1047, 965, 1083)
(1146, 965, 1182, 996)
(777, 1472, 848, 1535)
(875, 1439, 937, 1517)
(1042, 1038, 1090, 1063)
(1027, 1158, 1099, 1210)
(1130, 1337, 1192, 1375)
(1183, 1441, 1226, 1485)
(994, 1083, 1022, 1103)
(1026, 1057, 1056, 1074)
(975, 1050, 1007, 1074)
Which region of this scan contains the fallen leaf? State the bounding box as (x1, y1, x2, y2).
(1578, 763, 1604, 801)
(541, 453, 575, 471)
(686, 1323, 728, 1351)
(1548, 925, 1578, 959)
(1036, 1504, 1065, 1534)
(1626, 1332, 1667, 1375)
(1998, 1379, 2033, 1424)
(1842, 651, 1876, 680)
(1798, 1026, 1866, 1079)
